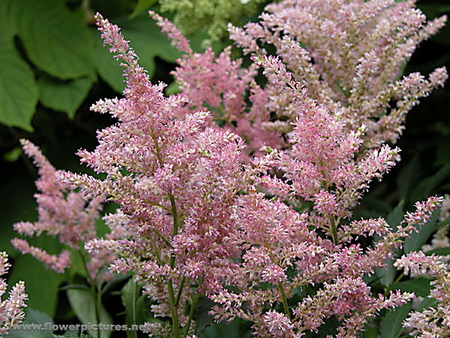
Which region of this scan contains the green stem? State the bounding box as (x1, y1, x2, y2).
(265, 243, 291, 319)
(278, 282, 291, 319)
(78, 249, 101, 338)
(168, 193, 182, 338)
(331, 222, 339, 245)
(153, 132, 182, 338)
(169, 194, 180, 238)
(184, 292, 199, 337)
(167, 279, 180, 338)
(330, 217, 341, 245)
(175, 277, 186, 306)
(152, 227, 173, 248)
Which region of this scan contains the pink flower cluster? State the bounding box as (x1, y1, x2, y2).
(395, 251, 450, 337)
(12, 0, 449, 337)
(0, 252, 27, 335)
(227, 0, 447, 150)
(149, 11, 282, 155)
(12, 140, 115, 281)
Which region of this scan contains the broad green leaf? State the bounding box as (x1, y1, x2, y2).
(119, 277, 156, 337)
(0, 45, 38, 131)
(201, 318, 252, 338)
(403, 208, 441, 253)
(130, 0, 158, 19)
(0, 0, 15, 35)
(201, 320, 240, 338)
(93, 31, 124, 93)
(121, 278, 141, 338)
(410, 164, 450, 202)
(387, 200, 405, 227)
(415, 296, 437, 312)
(425, 246, 450, 256)
(380, 303, 411, 338)
(435, 135, 450, 166)
(12, 0, 95, 80)
(0, 7, 38, 131)
(24, 308, 53, 325)
(94, 13, 181, 92)
(7, 309, 54, 338)
(66, 288, 113, 338)
(375, 201, 405, 287)
(363, 325, 379, 338)
(194, 296, 215, 334)
(38, 76, 93, 118)
(390, 278, 432, 297)
(396, 157, 421, 202)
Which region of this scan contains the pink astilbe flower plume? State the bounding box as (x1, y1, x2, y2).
(12, 140, 113, 280)
(62, 13, 261, 336)
(229, 0, 447, 151)
(395, 251, 450, 338)
(151, 11, 283, 155)
(13, 1, 448, 337)
(0, 252, 27, 335)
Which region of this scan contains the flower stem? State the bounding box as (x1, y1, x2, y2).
(167, 279, 180, 338)
(78, 248, 101, 338)
(168, 193, 181, 338)
(184, 292, 199, 337)
(278, 282, 291, 319)
(330, 218, 340, 245)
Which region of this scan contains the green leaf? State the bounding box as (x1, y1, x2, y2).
(0, 44, 38, 131)
(3, 146, 23, 162)
(121, 278, 141, 338)
(375, 201, 405, 287)
(67, 289, 114, 338)
(59, 284, 92, 292)
(8, 249, 65, 317)
(94, 13, 181, 92)
(410, 164, 450, 202)
(201, 320, 240, 338)
(415, 296, 437, 312)
(12, 0, 95, 80)
(129, 0, 158, 19)
(380, 303, 411, 338)
(363, 325, 379, 338)
(435, 135, 450, 166)
(38, 76, 93, 118)
(194, 296, 215, 334)
(387, 200, 405, 227)
(425, 246, 450, 256)
(390, 278, 432, 297)
(0, 13, 38, 131)
(396, 157, 421, 202)
(7, 309, 54, 338)
(93, 31, 124, 94)
(200, 318, 252, 338)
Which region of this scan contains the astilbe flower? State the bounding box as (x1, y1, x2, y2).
(395, 251, 450, 338)
(149, 1, 447, 336)
(16, 1, 448, 337)
(150, 11, 283, 155)
(228, 0, 447, 150)
(62, 13, 260, 337)
(0, 252, 27, 335)
(203, 61, 439, 336)
(11, 140, 114, 281)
